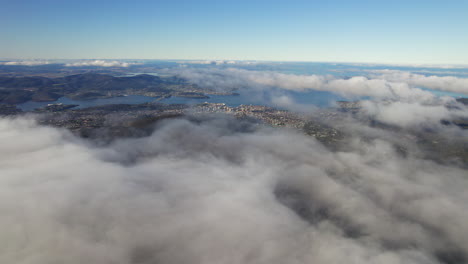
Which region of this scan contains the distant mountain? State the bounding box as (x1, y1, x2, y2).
(0, 76, 55, 89)
(55, 73, 169, 93)
(0, 89, 33, 104)
(0, 73, 183, 104)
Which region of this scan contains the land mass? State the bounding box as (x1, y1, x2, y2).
(0, 73, 230, 104)
(1, 100, 466, 168)
(0, 72, 467, 168)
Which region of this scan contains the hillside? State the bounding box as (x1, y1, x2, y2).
(0, 73, 190, 104)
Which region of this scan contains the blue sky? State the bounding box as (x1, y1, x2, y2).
(1, 0, 467, 64)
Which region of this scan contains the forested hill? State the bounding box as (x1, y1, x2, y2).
(0, 73, 191, 104)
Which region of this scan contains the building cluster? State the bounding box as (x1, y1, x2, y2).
(191, 103, 305, 128)
(26, 102, 346, 145)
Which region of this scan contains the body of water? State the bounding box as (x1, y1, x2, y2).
(16, 88, 465, 112)
(17, 90, 346, 111)
(18, 95, 159, 111)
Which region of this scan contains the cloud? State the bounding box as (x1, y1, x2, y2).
(168, 68, 442, 102)
(348, 62, 468, 69)
(1, 115, 468, 264)
(370, 70, 468, 95)
(163, 67, 468, 128)
(0, 60, 50, 66)
(167, 67, 468, 126)
(65, 60, 139, 67)
(360, 100, 468, 128)
(402, 70, 468, 77)
(176, 60, 260, 65)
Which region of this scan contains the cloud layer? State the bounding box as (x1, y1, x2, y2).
(169, 68, 445, 101)
(370, 70, 468, 95)
(167, 67, 468, 128)
(1, 115, 468, 264)
(177, 60, 260, 65)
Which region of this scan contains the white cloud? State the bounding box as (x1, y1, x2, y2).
(169, 68, 442, 102)
(176, 60, 260, 65)
(348, 62, 468, 69)
(176, 60, 215, 65)
(166, 68, 468, 127)
(361, 100, 468, 128)
(65, 60, 138, 67)
(1, 116, 468, 263)
(0, 60, 50, 66)
(370, 70, 468, 95)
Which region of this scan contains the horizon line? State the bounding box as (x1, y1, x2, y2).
(1, 58, 468, 68)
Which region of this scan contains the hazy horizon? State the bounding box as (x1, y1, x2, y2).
(2, 58, 468, 68)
